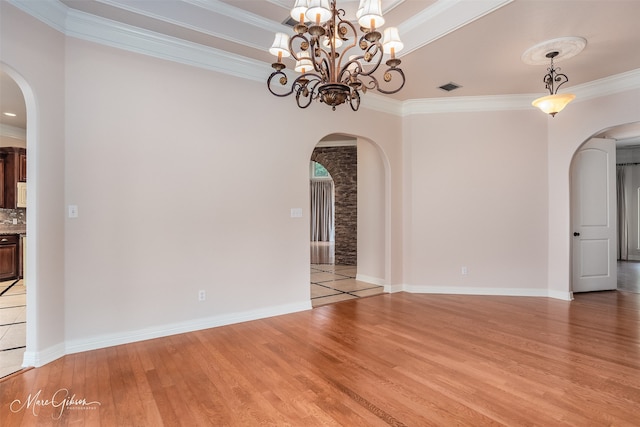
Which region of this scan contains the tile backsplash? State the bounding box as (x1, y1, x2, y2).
(0, 209, 26, 225)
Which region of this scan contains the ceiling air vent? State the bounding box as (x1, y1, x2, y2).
(438, 82, 461, 92)
(283, 16, 297, 27)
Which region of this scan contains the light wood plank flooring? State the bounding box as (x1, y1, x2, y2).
(2, 291, 639, 425)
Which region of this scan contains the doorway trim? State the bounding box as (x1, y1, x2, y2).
(1, 63, 38, 368)
(308, 133, 392, 291)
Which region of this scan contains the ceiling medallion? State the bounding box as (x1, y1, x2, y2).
(267, 0, 406, 111)
(523, 37, 586, 117)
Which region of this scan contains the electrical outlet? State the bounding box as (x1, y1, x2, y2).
(461, 266, 468, 275)
(198, 290, 206, 301)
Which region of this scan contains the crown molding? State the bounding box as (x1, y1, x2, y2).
(67, 10, 268, 82)
(401, 69, 640, 116)
(9, 0, 268, 83)
(7, 0, 67, 33)
(98, 0, 286, 52)
(361, 93, 405, 116)
(402, 94, 534, 116)
(0, 124, 26, 140)
(8, 0, 640, 118)
(571, 68, 640, 101)
(182, 0, 287, 34)
(398, 0, 514, 57)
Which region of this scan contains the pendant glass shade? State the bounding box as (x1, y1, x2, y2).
(269, 32, 291, 58)
(358, 0, 384, 29)
(532, 93, 575, 117)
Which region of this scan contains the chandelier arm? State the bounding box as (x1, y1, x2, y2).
(551, 72, 569, 95)
(295, 84, 315, 108)
(289, 33, 311, 62)
(357, 75, 379, 92)
(349, 90, 360, 111)
(267, 69, 327, 100)
(306, 37, 333, 81)
(334, 19, 358, 71)
(337, 53, 384, 88)
(353, 40, 384, 77)
(267, 70, 295, 97)
(295, 74, 326, 108)
(375, 67, 406, 95)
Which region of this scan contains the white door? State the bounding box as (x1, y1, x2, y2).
(571, 138, 616, 292)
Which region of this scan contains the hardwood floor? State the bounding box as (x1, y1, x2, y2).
(1, 291, 639, 425)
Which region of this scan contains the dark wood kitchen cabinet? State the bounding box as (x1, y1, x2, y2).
(0, 234, 19, 281)
(19, 151, 27, 182)
(0, 147, 26, 209)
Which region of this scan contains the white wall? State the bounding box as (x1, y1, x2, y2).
(548, 89, 640, 296)
(0, 2, 67, 365)
(62, 38, 404, 352)
(357, 138, 386, 285)
(403, 110, 550, 295)
(5, 0, 639, 366)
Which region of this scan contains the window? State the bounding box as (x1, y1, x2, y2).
(310, 161, 331, 179)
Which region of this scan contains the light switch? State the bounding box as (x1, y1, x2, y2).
(68, 205, 78, 218)
(290, 208, 303, 218)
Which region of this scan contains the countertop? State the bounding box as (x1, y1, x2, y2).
(0, 225, 26, 235)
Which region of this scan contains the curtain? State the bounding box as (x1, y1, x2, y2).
(310, 180, 334, 242)
(617, 165, 628, 260)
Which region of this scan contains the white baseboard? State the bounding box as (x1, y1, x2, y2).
(403, 284, 573, 300)
(385, 284, 404, 293)
(22, 285, 574, 367)
(547, 289, 574, 301)
(22, 342, 66, 368)
(64, 300, 311, 355)
(355, 274, 386, 287)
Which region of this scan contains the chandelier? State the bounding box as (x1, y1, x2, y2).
(531, 51, 576, 117)
(267, 0, 406, 111)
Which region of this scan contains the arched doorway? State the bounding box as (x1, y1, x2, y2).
(0, 68, 28, 377)
(570, 122, 640, 294)
(309, 134, 387, 306)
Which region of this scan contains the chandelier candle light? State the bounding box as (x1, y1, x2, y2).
(267, 0, 406, 111)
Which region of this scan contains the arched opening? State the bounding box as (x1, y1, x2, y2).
(602, 122, 640, 293)
(570, 121, 640, 294)
(0, 68, 29, 377)
(308, 134, 387, 306)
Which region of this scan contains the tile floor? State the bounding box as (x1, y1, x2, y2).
(617, 261, 640, 293)
(311, 264, 385, 307)
(0, 279, 26, 379)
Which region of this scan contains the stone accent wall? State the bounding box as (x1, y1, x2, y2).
(311, 146, 357, 265)
(0, 208, 26, 225)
